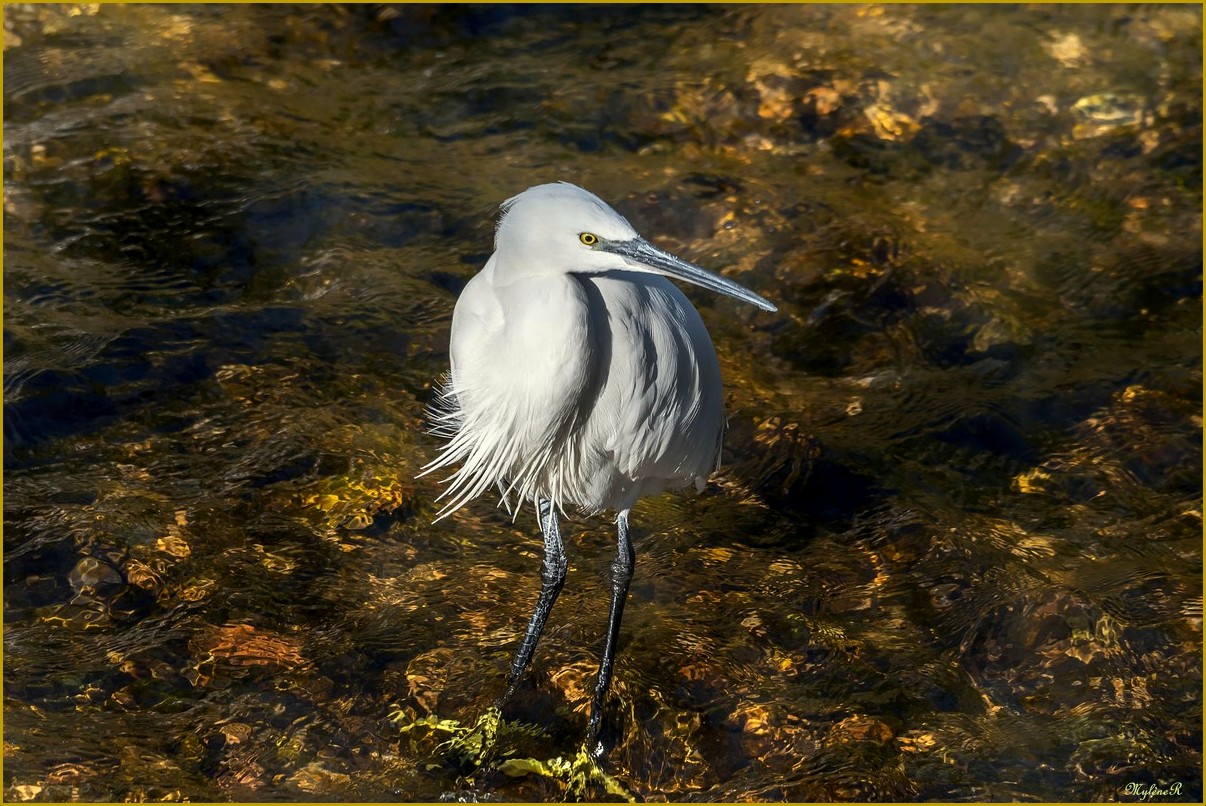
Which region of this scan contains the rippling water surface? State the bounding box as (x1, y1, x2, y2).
(3, 3, 1202, 802)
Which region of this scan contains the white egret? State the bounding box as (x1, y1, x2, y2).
(422, 181, 775, 760)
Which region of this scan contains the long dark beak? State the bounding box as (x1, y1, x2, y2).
(602, 238, 777, 313)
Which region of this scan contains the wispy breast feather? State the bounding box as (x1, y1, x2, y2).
(420, 273, 598, 520)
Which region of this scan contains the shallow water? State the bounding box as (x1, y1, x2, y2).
(3, 3, 1202, 802)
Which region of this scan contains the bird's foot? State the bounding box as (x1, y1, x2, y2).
(442, 706, 504, 769)
(392, 705, 545, 773)
(497, 743, 636, 802)
(392, 704, 502, 770)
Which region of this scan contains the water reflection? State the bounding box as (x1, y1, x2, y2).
(4, 3, 1201, 802)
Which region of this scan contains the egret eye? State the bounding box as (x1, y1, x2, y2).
(579, 232, 599, 246)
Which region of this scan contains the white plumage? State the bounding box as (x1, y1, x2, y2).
(423, 182, 773, 518)
(419, 182, 775, 761)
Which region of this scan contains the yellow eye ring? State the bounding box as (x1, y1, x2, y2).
(579, 232, 599, 246)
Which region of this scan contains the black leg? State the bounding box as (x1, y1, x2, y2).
(586, 509, 634, 758)
(500, 498, 567, 702)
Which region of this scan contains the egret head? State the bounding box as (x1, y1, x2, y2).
(495, 182, 777, 312)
